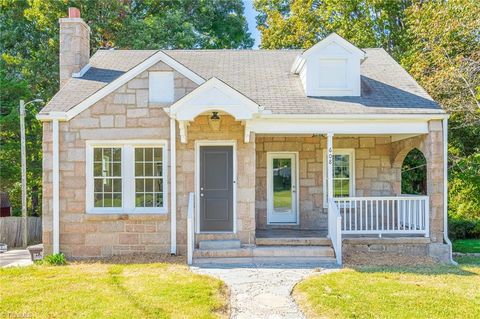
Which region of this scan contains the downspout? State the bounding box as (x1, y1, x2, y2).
(52, 119, 60, 254)
(170, 118, 177, 255)
(442, 118, 455, 264)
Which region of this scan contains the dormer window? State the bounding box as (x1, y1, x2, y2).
(149, 71, 174, 103)
(291, 33, 365, 97)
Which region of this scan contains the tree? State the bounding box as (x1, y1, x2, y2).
(0, 0, 253, 216)
(255, 0, 480, 221)
(402, 0, 480, 221)
(255, 0, 411, 58)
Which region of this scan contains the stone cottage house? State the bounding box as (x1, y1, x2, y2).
(38, 8, 452, 265)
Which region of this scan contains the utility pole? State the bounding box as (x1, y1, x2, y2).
(19, 98, 43, 248)
(20, 100, 27, 248)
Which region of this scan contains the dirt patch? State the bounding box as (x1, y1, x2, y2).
(69, 253, 186, 264)
(344, 251, 437, 266)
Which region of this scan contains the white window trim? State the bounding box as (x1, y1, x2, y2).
(86, 140, 168, 214)
(322, 148, 355, 208)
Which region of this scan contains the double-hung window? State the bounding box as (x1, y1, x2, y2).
(86, 141, 167, 214)
(323, 149, 355, 207)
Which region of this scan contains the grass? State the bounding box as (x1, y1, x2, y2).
(294, 262, 480, 319)
(0, 262, 227, 319)
(274, 189, 292, 208)
(453, 239, 480, 253)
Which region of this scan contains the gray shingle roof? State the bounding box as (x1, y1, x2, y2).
(41, 48, 444, 115)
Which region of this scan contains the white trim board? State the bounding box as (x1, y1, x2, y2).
(40, 51, 205, 121)
(248, 118, 430, 135)
(194, 140, 237, 234)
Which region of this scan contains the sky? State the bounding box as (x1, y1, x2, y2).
(243, 0, 261, 48)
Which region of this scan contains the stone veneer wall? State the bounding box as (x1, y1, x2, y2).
(256, 136, 395, 230)
(176, 115, 256, 249)
(42, 62, 197, 257)
(391, 120, 446, 246)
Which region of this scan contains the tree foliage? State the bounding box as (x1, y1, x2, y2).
(0, 0, 253, 216)
(401, 148, 427, 195)
(255, 0, 480, 221)
(255, 0, 412, 58)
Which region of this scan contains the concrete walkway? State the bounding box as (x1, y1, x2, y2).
(192, 264, 338, 319)
(0, 249, 33, 267)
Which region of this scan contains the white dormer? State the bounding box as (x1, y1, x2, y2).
(291, 33, 365, 97)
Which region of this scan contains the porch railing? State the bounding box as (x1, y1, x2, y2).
(328, 200, 342, 265)
(187, 192, 195, 265)
(333, 195, 429, 237)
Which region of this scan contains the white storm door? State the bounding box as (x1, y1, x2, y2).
(267, 153, 298, 224)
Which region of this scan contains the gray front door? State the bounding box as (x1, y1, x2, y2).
(200, 146, 234, 232)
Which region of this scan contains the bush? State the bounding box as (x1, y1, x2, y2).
(42, 253, 67, 266)
(449, 219, 480, 240)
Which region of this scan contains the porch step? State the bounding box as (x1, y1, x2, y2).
(255, 237, 331, 246)
(193, 245, 336, 265)
(193, 256, 337, 266)
(198, 239, 241, 250)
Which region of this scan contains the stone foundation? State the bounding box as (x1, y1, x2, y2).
(343, 237, 451, 263)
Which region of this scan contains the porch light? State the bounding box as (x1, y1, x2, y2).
(208, 112, 221, 131)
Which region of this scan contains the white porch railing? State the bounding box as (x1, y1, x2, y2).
(328, 200, 342, 265)
(333, 195, 429, 237)
(187, 192, 195, 265)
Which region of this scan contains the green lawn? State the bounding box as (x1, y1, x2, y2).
(453, 239, 480, 253)
(0, 263, 227, 319)
(294, 261, 480, 319)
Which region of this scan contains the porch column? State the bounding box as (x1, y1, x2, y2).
(326, 133, 334, 237)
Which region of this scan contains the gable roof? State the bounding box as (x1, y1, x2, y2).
(170, 77, 260, 121)
(39, 47, 444, 119)
(301, 32, 366, 59)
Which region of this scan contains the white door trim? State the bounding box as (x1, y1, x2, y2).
(194, 140, 237, 234)
(266, 152, 299, 225)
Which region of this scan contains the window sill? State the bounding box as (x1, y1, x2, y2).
(84, 212, 169, 222)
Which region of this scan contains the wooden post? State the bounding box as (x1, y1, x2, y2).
(327, 132, 334, 237)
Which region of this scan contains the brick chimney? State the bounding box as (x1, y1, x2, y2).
(59, 7, 90, 87)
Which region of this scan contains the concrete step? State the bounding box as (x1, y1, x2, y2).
(193, 256, 337, 266)
(253, 246, 334, 257)
(255, 237, 331, 246)
(198, 239, 241, 250)
(193, 245, 335, 259)
(194, 247, 252, 258)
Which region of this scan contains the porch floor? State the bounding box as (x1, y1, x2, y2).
(256, 229, 328, 238)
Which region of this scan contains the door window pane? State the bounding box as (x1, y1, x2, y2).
(273, 158, 292, 212)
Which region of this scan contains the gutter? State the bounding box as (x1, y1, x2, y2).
(442, 118, 456, 264)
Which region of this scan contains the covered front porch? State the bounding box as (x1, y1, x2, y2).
(251, 116, 446, 264)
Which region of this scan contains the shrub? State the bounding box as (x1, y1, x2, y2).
(43, 253, 67, 266)
(449, 219, 480, 240)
